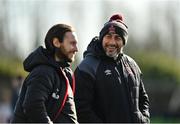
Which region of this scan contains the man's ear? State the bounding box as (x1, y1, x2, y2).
(52, 38, 61, 48)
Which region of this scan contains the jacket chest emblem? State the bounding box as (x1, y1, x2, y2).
(52, 88, 60, 99)
(104, 69, 112, 75)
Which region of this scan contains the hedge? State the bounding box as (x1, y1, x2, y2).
(130, 52, 180, 84)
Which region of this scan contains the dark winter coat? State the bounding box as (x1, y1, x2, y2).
(11, 46, 78, 123)
(74, 37, 150, 123)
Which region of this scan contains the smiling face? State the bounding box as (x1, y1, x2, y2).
(53, 31, 78, 62)
(102, 32, 123, 58)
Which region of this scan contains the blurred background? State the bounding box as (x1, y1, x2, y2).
(0, 0, 180, 123)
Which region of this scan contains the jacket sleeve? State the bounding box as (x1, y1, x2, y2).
(74, 67, 103, 122)
(22, 74, 53, 123)
(138, 77, 150, 123)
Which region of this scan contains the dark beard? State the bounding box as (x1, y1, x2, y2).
(55, 47, 72, 63)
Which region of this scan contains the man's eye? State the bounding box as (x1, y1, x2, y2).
(71, 41, 77, 45)
(115, 36, 122, 41)
(105, 35, 111, 38)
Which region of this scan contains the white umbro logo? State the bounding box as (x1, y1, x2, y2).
(104, 69, 112, 75)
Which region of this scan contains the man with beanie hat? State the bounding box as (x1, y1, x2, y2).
(74, 14, 150, 123)
(11, 23, 78, 123)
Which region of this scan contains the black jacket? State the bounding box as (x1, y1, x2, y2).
(11, 46, 78, 123)
(74, 37, 150, 123)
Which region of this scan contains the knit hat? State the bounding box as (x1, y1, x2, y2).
(99, 14, 128, 45)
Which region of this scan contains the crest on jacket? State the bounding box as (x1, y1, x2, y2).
(52, 88, 60, 99)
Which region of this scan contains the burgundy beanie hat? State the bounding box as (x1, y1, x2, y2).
(99, 14, 128, 45)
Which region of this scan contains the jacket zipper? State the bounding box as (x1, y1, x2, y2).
(115, 66, 122, 84)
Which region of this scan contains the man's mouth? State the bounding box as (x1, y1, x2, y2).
(106, 46, 116, 51)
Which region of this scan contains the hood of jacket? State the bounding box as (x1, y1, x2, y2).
(83, 36, 106, 58)
(23, 46, 70, 72)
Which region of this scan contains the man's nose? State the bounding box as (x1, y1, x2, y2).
(74, 44, 78, 52)
(109, 38, 116, 44)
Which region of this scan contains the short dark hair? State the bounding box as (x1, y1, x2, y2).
(44, 23, 73, 54)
